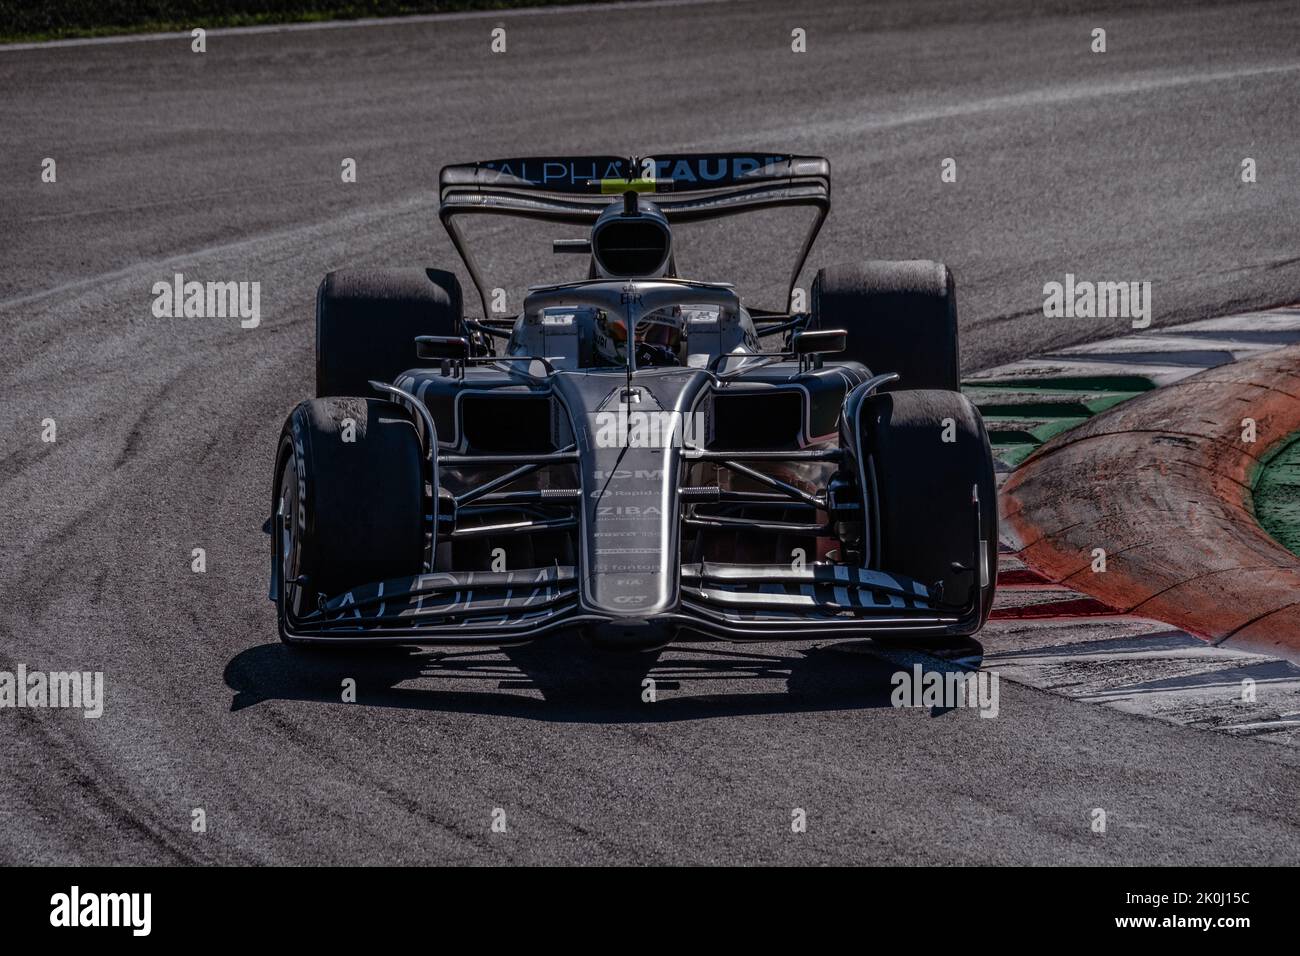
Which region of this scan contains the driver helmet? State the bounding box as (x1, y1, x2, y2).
(594, 306, 685, 365)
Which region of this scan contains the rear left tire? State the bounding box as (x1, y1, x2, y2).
(811, 260, 960, 391)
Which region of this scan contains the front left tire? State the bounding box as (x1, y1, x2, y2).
(273, 397, 425, 643)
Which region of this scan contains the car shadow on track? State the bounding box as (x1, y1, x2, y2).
(223, 632, 984, 723)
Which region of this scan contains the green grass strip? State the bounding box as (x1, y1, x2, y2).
(1253, 433, 1300, 558)
(0, 1, 614, 44)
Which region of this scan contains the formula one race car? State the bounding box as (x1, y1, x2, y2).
(268, 152, 997, 649)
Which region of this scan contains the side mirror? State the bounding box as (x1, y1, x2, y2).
(416, 335, 470, 361)
(792, 328, 847, 356)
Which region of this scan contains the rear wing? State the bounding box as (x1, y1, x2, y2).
(438, 153, 831, 315)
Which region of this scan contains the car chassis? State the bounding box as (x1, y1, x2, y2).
(269, 153, 995, 648)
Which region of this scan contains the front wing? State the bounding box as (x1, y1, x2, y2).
(278, 561, 983, 645)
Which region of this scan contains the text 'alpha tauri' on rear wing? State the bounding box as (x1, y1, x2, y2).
(438, 152, 831, 315)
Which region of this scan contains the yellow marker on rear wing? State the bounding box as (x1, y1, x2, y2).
(597, 178, 660, 194)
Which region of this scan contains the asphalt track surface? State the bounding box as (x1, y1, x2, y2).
(2, 0, 1299, 865)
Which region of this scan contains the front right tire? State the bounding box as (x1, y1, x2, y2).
(860, 388, 998, 629)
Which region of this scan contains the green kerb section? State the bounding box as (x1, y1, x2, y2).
(1252, 433, 1300, 558)
(962, 377, 1154, 469)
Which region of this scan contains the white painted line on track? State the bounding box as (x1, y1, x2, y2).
(0, 193, 437, 313)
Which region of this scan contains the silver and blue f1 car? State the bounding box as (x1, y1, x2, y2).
(268, 152, 997, 649)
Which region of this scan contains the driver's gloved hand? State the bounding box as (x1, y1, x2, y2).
(635, 343, 679, 367)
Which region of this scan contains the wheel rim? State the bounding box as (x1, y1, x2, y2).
(277, 450, 307, 618)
